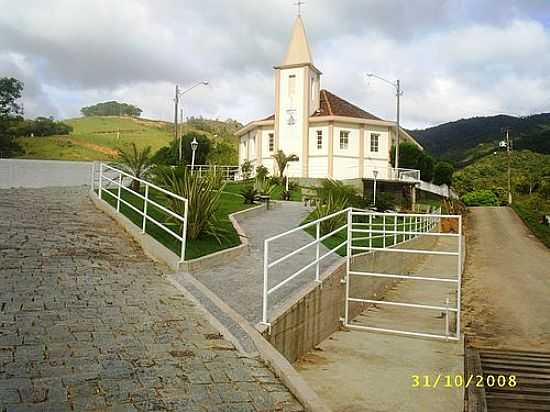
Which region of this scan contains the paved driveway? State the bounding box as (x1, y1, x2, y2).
(192, 202, 342, 324)
(463, 207, 550, 350)
(0, 187, 302, 411)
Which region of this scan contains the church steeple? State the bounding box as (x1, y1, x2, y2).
(281, 16, 314, 66)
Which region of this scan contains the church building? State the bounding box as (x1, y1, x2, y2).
(236, 16, 422, 181)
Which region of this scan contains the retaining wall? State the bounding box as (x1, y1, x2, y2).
(259, 234, 438, 363)
(0, 159, 93, 188)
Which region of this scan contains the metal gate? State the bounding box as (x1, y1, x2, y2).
(343, 210, 462, 341)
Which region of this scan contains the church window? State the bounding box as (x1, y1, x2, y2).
(268, 133, 274, 152)
(316, 130, 323, 149)
(340, 130, 349, 150)
(370, 133, 380, 152)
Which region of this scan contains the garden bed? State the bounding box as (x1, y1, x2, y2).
(100, 187, 253, 260)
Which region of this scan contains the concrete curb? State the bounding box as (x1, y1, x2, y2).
(170, 272, 332, 412)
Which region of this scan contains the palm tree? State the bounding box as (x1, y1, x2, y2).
(113, 143, 153, 192)
(272, 150, 299, 178)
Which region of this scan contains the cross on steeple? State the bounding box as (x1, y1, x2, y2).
(294, 0, 305, 16)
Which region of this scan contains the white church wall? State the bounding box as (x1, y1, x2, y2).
(333, 123, 360, 157)
(308, 124, 329, 156)
(365, 125, 391, 159)
(260, 128, 275, 157)
(333, 157, 360, 180)
(363, 158, 391, 179)
(308, 157, 329, 178)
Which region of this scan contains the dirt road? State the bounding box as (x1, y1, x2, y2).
(463, 207, 550, 350)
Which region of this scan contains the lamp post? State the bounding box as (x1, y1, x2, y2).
(190, 137, 199, 174)
(373, 169, 378, 207)
(174, 81, 209, 162)
(366, 74, 402, 170)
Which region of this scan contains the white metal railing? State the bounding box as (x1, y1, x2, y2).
(94, 162, 189, 262)
(261, 206, 457, 330)
(344, 210, 461, 341)
(363, 165, 421, 182)
(187, 164, 240, 181)
(262, 208, 351, 325)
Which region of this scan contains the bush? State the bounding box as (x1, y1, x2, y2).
(433, 161, 454, 186)
(462, 190, 499, 206)
(375, 193, 396, 212)
(240, 185, 257, 204)
(156, 167, 226, 242)
(241, 160, 253, 180)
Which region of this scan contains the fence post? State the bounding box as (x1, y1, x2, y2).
(457, 215, 463, 338)
(180, 199, 188, 263)
(315, 221, 321, 282)
(116, 172, 122, 212)
(382, 215, 386, 248)
(142, 185, 149, 233)
(344, 209, 352, 325)
(98, 163, 103, 199)
(368, 214, 372, 248)
(445, 297, 450, 339)
(393, 215, 397, 245)
(262, 239, 269, 325)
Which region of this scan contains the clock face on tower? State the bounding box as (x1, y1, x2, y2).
(286, 109, 296, 126)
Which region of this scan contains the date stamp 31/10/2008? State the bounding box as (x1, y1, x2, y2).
(411, 374, 518, 389)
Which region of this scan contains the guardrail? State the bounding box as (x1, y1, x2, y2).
(345, 209, 461, 340)
(262, 208, 350, 325)
(261, 206, 451, 329)
(94, 162, 189, 262)
(188, 164, 240, 181)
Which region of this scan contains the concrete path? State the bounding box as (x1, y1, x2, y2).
(0, 187, 303, 412)
(296, 237, 463, 412)
(462, 207, 550, 351)
(191, 202, 341, 324)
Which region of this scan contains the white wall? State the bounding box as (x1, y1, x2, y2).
(308, 157, 329, 178)
(0, 159, 93, 188)
(277, 67, 307, 175)
(333, 123, 360, 157)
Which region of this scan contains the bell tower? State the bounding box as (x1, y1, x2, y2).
(274, 16, 321, 178)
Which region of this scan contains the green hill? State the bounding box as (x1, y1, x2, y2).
(410, 113, 550, 166)
(16, 116, 241, 162)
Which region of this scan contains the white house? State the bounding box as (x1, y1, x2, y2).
(236, 16, 422, 182)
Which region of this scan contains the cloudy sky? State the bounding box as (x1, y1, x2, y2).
(1, 0, 550, 129)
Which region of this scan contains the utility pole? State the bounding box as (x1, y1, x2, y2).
(395, 79, 401, 171)
(174, 85, 180, 160)
(505, 128, 512, 205)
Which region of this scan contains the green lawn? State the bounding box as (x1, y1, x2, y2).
(512, 201, 550, 248)
(303, 212, 421, 256)
(16, 136, 111, 161)
(100, 185, 252, 260)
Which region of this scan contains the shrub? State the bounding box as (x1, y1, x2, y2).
(156, 167, 226, 242)
(240, 185, 257, 204)
(241, 160, 253, 180)
(112, 143, 153, 192)
(433, 161, 455, 186)
(462, 190, 499, 206)
(375, 193, 396, 212)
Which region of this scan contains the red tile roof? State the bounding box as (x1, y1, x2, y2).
(253, 90, 382, 124)
(314, 90, 382, 120)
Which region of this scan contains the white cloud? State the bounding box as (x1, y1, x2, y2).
(1, 0, 549, 127)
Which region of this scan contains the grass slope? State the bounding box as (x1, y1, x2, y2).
(16, 116, 238, 161)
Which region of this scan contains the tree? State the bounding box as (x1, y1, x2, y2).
(433, 161, 454, 186)
(391, 142, 435, 182)
(207, 141, 237, 165)
(81, 101, 142, 117)
(272, 150, 299, 178)
(151, 132, 211, 166)
(112, 143, 153, 192)
(14, 117, 73, 137)
(0, 77, 24, 157)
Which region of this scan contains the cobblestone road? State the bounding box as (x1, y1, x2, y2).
(0, 187, 303, 412)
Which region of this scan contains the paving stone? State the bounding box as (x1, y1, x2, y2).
(0, 187, 304, 412)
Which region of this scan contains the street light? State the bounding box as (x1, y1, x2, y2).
(174, 81, 209, 162)
(190, 137, 199, 174)
(366, 73, 402, 170)
(372, 169, 379, 207)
